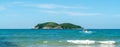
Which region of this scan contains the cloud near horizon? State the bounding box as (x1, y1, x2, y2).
(9, 2, 89, 9)
(1, 1, 101, 16)
(35, 4, 89, 9)
(40, 10, 101, 16)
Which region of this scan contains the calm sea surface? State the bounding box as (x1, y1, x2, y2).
(0, 29, 120, 47)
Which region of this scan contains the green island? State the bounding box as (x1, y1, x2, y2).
(34, 22, 82, 29)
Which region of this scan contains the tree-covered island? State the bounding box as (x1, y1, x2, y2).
(34, 22, 82, 29)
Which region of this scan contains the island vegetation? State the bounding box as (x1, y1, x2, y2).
(34, 22, 82, 29)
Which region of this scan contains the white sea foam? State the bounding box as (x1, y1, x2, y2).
(43, 41, 48, 44)
(98, 41, 116, 44)
(83, 31, 92, 34)
(67, 40, 95, 44)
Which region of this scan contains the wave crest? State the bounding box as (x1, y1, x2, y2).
(67, 40, 95, 44)
(98, 41, 115, 44)
(67, 40, 116, 44)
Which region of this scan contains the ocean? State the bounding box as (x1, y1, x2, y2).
(0, 29, 120, 47)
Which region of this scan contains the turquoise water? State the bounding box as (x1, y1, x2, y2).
(0, 29, 120, 47)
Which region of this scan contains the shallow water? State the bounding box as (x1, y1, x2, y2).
(0, 29, 120, 47)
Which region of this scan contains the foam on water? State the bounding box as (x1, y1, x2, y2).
(67, 40, 95, 44)
(79, 30, 93, 34)
(83, 31, 92, 34)
(67, 40, 116, 45)
(98, 41, 116, 44)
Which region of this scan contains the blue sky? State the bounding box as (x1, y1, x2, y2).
(0, 0, 120, 29)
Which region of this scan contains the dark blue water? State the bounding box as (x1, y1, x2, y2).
(0, 29, 120, 47)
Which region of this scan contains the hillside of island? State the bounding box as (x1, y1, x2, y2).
(34, 22, 82, 29)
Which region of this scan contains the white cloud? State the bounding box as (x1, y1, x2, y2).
(4, 1, 89, 10)
(15, 3, 88, 9)
(40, 10, 101, 16)
(64, 12, 101, 16)
(35, 4, 88, 9)
(40, 10, 60, 14)
(37, 4, 57, 9)
(4, 2, 99, 16)
(12, 2, 25, 4)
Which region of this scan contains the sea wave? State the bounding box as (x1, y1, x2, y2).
(67, 40, 95, 44)
(67, 40, 116, 44)
(98, 41, 116, 44)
